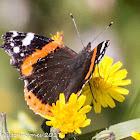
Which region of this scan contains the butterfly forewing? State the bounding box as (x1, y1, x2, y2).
(1, 31, 54, 69)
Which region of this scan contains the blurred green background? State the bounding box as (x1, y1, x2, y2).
(0, 0, 140, 139)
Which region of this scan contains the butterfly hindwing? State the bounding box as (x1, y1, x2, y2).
(25, 47, 77, 104)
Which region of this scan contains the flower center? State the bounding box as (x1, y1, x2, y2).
(92, 76, 113, 93)
(93, 77, 104, 89)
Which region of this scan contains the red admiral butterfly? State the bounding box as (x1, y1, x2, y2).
(1, 31, 110, 116)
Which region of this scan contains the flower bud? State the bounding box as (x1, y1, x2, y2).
(0, 113, 11, 140)
(92, 130, 115, 140)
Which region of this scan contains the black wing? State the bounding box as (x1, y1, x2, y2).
(1, 31, 78, 116)
(1, 31, 54, 69)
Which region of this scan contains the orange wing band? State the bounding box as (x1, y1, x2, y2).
(24, 88, 53, 117)
(85, 47, 97, 80)
(21, 41, 61, 76)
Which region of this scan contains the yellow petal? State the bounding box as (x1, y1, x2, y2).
(113, 79, 131, 86)
(83, 90, 93, 105)
(82, 119, 91, 127)
(99, 57, 113, 77)
(51, 31, 64, 44)
(82, 84, 90, 93)
(78, 105, 92, 114)
(77, 95, 86, 110)
(93, 65, 99, 77)
(56, 100, 63, 110)
(59, 93, 65, 104)
(113, 69, 128, 81)
(103, 57, 113, 70)
(46, 121, 53, 126)
(94, 104, 101, 113)
(44, 116, 54, 121)
(114, 87, 129, 95)
(69, 93, 77, 104)
(82, 84, 91, 94)
(109, 61, 123, 74)
(109, 90, 125, 102)
(104, 62, 123, 81)
(107, 74, 116, 83)
(98, 92, 108, 107)
(75, 128, 81, 134)
(93, 99, 101, 113)
(52, 103, 55, 108)
(99, 62, 104, 77)
(59, 133, 65, 139)
(104, 92, 116, 108)
(131, 132, 140, 140)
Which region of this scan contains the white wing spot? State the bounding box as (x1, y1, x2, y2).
(98, 55, 103, 61)
(10, 42, 14, 47)
(106, 40, 110, 46)
(22, 33, 34, 46)
(10, 31, 18, 37)
(20, 53, 24, 57)
(24, 80, 28, 87)
(13, 47, 20, 53)
(10, 38, 13, 41)
(100, 41, 106, 53)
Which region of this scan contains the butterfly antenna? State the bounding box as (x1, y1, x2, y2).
(70, 13, 84, 48)
(91, 22, 113, 44)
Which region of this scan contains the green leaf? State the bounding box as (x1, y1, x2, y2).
(109, 118, 140, 139)
(75, 118, 140, 140)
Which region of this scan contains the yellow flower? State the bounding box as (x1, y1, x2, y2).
(82, 56, 131, 113)
(43, 93, 92, 139)
(131, 132, 140, 140)
(50, 31, 64, 44)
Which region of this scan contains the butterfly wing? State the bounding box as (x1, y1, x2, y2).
(1, 31, 55, 69)
(1, 31, 109, 116)
(1, 31, 78, 116)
